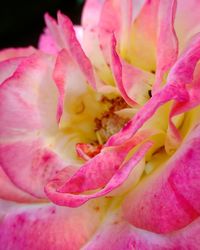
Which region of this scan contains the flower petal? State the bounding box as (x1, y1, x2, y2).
(0, 200, 105, 250)
(106, 83, 188, 146)
(129, 0, 159, 71)
(98, 0, 132, 61)
(81, 0, 104, 28)
(165, 33, 200, 150)
(81, 1, 114, 85)
(0, 52, 58, 140)
(53, 49, 89, 122)
(0, 58, 22, 85)
(110, 34, 154, 106)
(45, 141, 152, 207)
(123, 123, 200, 233)
(38, 28, 59, 55)
(0, 166, 36, 203)
(44, 12, 96, 89)
(0, 53, 67, 198)
(84, 212, 200, 250)
(0, 139, 66, 198)
(175, 0, 200, 51)
(154, 0, 178, 92)
(0, 47, 35, 62)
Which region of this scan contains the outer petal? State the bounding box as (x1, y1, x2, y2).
(0, 53, 66, 198)
(0, 58, 23, 85)
(83, 212, 200, 250)
(123, 123, 200, 234)
(0, 200, 105, 250)
(0, 47, 36, 84)
(0, 52, 59, 140)
(0, 47, 35, 62)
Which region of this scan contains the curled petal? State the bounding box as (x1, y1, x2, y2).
(45, 142, 152, 207)
(110, 34, 154, 106)
(109, 35, 137, 106)
(164, 33, 200, 150)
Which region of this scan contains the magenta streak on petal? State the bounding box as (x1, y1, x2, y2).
(57, 12, 96, 89)
(109, 34, 137, 106)
(167, 32, 200, 87)
(153, 0, 178, 93)
(53, 49, 71, 122)
(45, 142, 152, 207)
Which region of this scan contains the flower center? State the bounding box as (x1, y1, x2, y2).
(94, 96, 129, 144)
(76, 96, 129, 160)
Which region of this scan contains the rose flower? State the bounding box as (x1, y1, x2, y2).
(0, 0, 200, 249)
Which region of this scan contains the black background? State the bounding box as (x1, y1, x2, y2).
(0, 0, 84, 49)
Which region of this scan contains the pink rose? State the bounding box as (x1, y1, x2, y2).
(1, 0, 200, 249)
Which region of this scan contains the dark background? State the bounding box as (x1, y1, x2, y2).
(0, 0, 84, 49)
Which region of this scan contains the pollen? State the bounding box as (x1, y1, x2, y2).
(94, 96, 129, 144)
